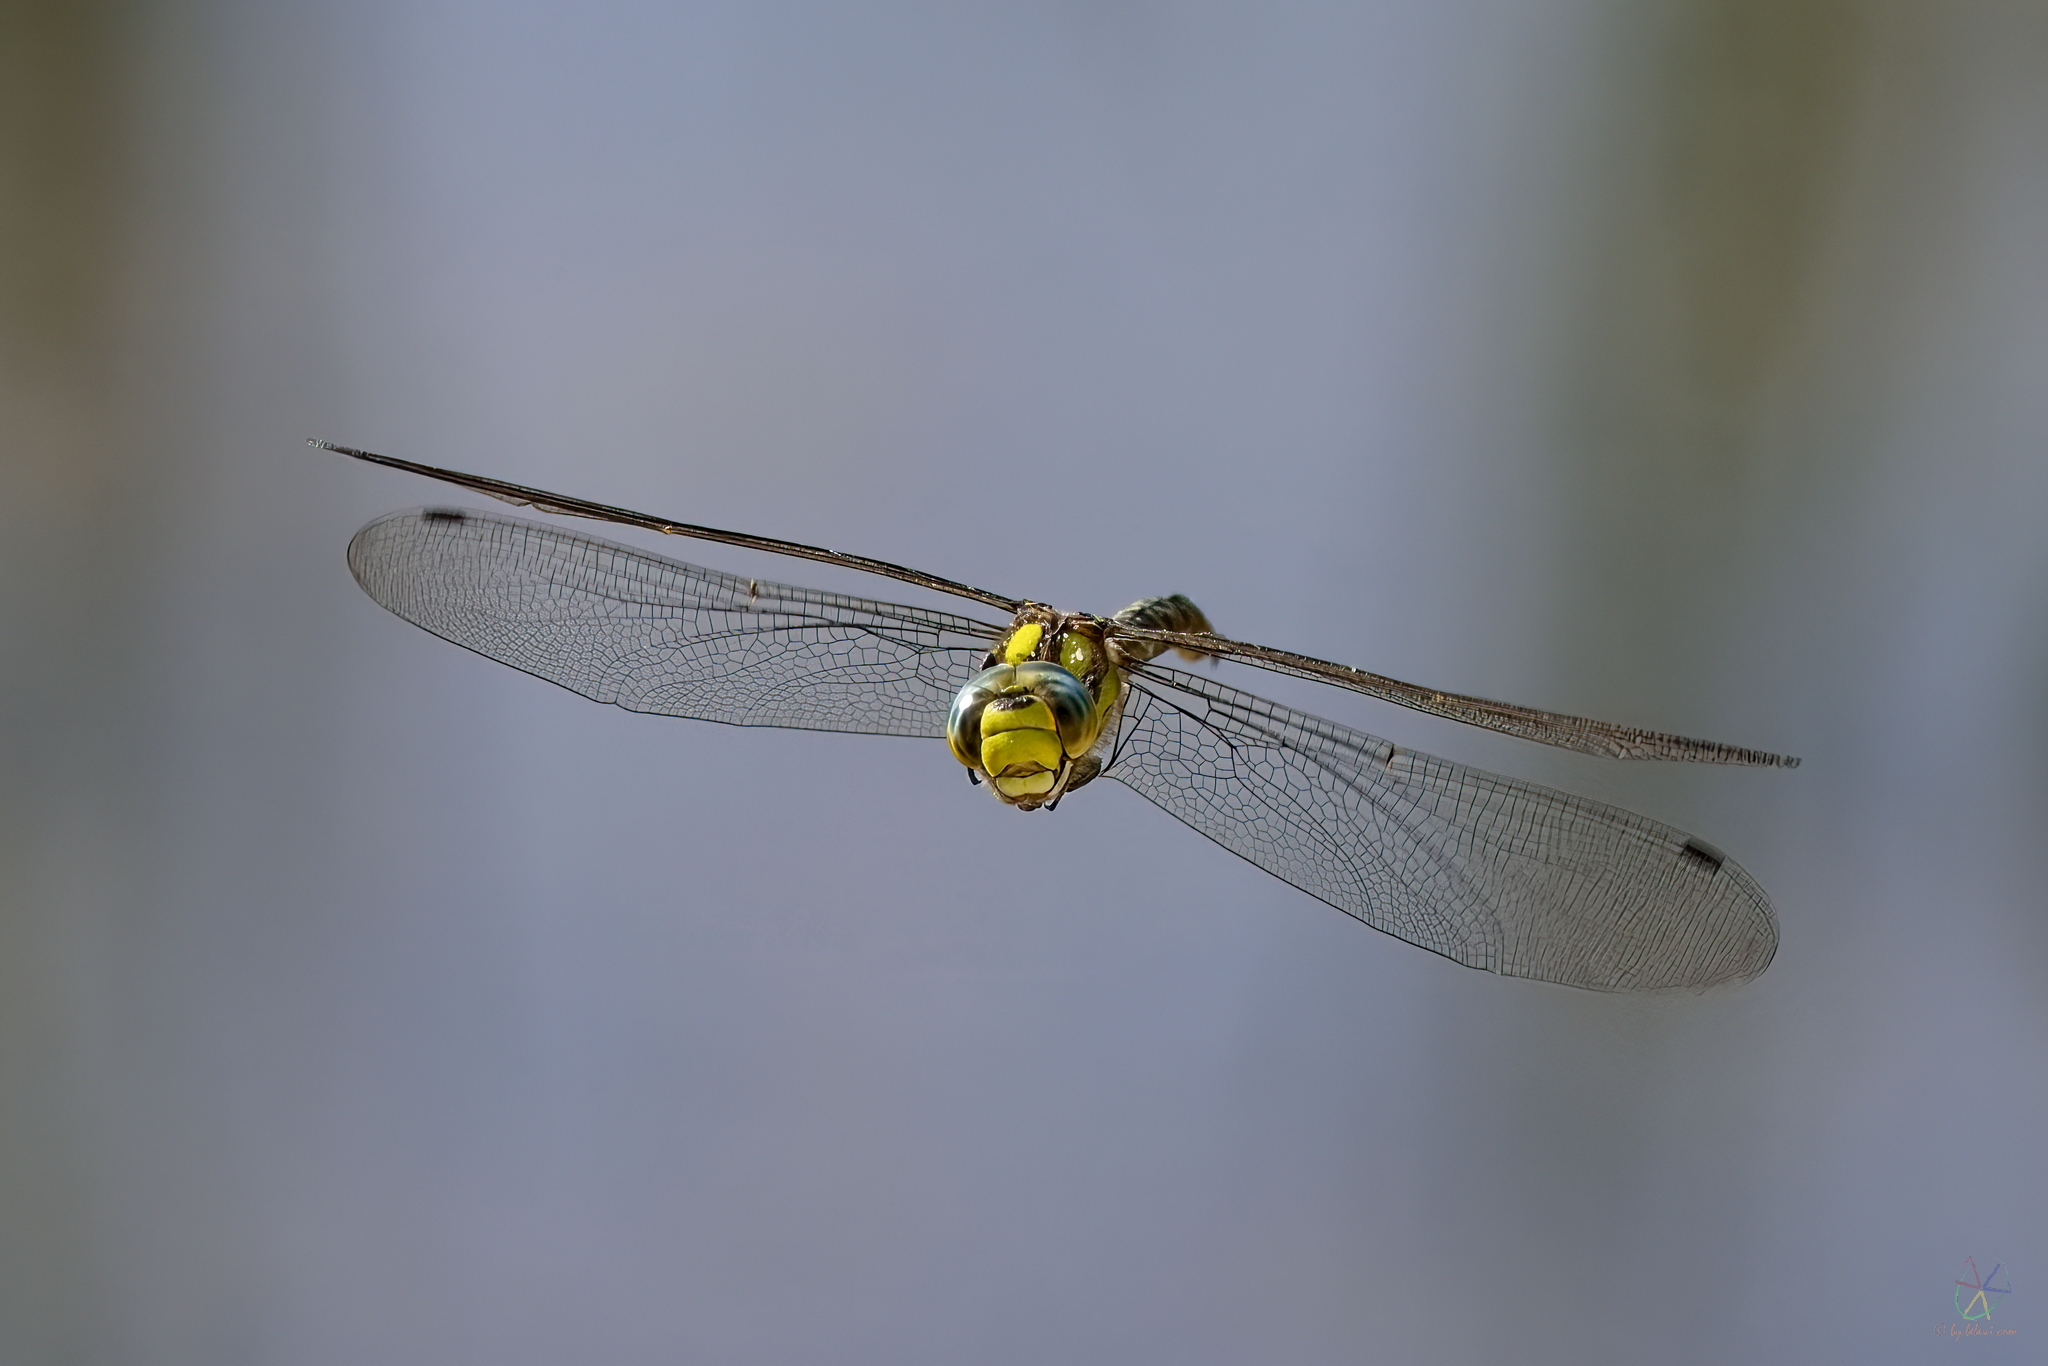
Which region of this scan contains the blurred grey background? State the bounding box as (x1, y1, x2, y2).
(3, 1, 2044, 1362)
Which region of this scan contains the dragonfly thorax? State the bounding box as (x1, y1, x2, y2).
(946, 609, 1124, 810)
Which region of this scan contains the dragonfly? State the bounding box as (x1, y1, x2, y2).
(320, 440, 1798, 992)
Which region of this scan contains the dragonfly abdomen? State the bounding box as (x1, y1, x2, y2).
(1110, 595, 1215, 664)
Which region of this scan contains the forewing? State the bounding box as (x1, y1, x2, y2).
(1107, 665, 1777, 990)
(347, 507, 1002, 736)
(1107, 623, 1797, 766)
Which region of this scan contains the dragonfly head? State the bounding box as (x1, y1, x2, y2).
(948, 612, 1121, 809)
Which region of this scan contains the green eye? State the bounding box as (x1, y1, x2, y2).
(946, 662, 1102, 773)
(1009, 662, 1096, 756)
(947, 669, 1001, 769)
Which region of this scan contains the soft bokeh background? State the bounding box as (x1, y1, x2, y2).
(4, 2, 2044, 1362)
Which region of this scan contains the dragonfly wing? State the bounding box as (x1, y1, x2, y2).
(348, 507, 1003, 737)
(1105, 621, 1797, 766)
(1107, 664, 1778, 990)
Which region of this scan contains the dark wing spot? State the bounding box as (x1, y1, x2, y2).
(421, 508, 466, 524)
(1679, 837, 1726, 873)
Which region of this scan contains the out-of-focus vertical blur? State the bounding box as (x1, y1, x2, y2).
(3, 2, 2042, 1362)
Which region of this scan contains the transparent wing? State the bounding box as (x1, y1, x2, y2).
(347, 507, 1004, 735)
(1107, 664, 1778, 990)
(1108, 622, 1797, 766)
(318, 443, 1794, 766)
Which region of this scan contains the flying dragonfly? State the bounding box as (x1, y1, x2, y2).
(320, 440, 1798, 992)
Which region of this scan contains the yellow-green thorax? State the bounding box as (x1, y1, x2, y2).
(946, 607, 1124, 810)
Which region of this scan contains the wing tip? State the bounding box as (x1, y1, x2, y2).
(1679, 837, 1727, 872)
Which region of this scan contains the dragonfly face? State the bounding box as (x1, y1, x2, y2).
(946, 610, 1124, 809)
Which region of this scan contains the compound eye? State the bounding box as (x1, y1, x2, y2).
(946, 665, 1007, 769)
(1011, 662, 1098, 756)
